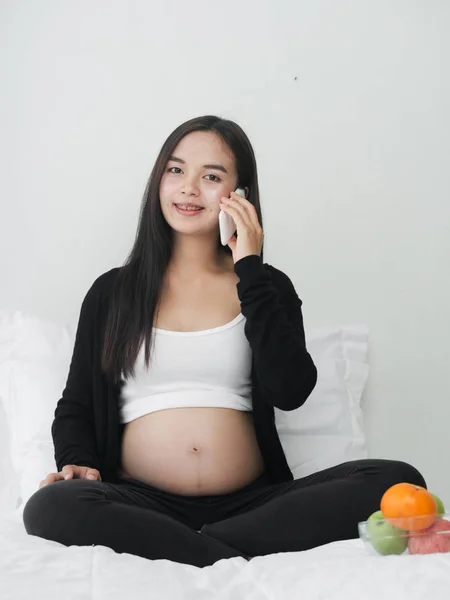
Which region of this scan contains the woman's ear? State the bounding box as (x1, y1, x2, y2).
(244, 186, 250, 199)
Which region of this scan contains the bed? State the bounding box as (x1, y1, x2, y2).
(1, 311, 449, 599)
(1, 507, 449, 599)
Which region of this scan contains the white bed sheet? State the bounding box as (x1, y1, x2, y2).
(1, 510, 449, 600)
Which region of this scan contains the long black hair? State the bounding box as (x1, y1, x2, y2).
(101, 115, 264, 384)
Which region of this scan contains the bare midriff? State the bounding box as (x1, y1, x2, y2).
(120, 407, 266, 496)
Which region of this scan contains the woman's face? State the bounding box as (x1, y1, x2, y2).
(159, 131, 238, 236)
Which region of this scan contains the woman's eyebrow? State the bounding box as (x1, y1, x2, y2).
(203, 163, 228, 173)
(168, 155, 185, 164)
(168, 155, 228, 174)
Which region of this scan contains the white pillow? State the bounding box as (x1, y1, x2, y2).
(0, 399, 20, 514)
(0, 310, 369, 511)
(0, 310, 75, 511)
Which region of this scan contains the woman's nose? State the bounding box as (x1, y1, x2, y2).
(181, 180, 200, 196)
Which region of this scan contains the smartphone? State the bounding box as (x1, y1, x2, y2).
(219, 187, 246, 246)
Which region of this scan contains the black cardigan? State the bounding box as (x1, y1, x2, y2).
(52, 254, 318, 485)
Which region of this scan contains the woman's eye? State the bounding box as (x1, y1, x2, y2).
(204, 174, 221, 182)
(168, 167, 182, 174)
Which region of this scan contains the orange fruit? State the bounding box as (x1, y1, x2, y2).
(381, 483, 437, 531)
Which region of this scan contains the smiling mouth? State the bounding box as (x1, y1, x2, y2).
(174, 204, 205, 212)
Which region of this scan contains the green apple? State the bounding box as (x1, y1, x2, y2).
(366, 510, 408, 555)
(431, 493, 445, 517)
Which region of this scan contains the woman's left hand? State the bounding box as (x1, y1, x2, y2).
(219, 191, 264, 264)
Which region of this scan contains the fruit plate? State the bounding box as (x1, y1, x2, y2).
(358, 513, 450, 556)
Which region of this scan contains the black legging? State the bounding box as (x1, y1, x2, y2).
(23, 459, 426, 567)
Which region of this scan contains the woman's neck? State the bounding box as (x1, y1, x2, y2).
(169, 236, 233, 278)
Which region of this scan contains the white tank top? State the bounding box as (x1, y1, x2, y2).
(119, 313, 253, 424)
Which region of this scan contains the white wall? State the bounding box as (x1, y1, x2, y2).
(1, 1, 449, 504)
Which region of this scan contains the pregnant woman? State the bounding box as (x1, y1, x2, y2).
(23, 115, 426, 567)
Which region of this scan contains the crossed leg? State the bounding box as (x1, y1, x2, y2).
(201, 459, 426, 558)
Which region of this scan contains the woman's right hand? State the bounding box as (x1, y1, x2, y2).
(39, 465, 102, 488)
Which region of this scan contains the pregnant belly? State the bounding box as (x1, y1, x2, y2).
(120, 407, 266, 496)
